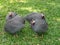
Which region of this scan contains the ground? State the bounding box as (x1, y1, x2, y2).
(0, 0, 60, 45)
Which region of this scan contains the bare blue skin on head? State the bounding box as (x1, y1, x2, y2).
(25, 12, 48, 34)
(4, 12, 25, 34)
(6, 12, 17, 21)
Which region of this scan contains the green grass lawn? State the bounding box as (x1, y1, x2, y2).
(0, 0, 60, 45)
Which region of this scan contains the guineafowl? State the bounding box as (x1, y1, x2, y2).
(4, 12, 25, 34)
(25, 12, 48, 35)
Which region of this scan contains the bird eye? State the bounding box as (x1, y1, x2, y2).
(9, 14, 12, 17)
(41, 14, 45, 19)
(42, 15, 45, 19)
(8, 12, 13, 17)
(32, 22, 35, 25)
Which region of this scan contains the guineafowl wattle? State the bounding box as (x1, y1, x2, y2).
(4, 12, 25, 34)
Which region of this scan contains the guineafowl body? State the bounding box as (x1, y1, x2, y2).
(25, 12, 48, 34)
(4, 12, 25, 34)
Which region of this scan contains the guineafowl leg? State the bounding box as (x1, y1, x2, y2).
(13, 33, 18, 38)
(39, 34, 44, 39)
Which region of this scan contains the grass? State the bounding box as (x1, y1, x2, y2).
(0, 0, 60, 45)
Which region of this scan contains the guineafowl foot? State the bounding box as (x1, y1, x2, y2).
(13, 34, 18, 38)
(36, 33, 44, 39)
(40, 34, 44, 39)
